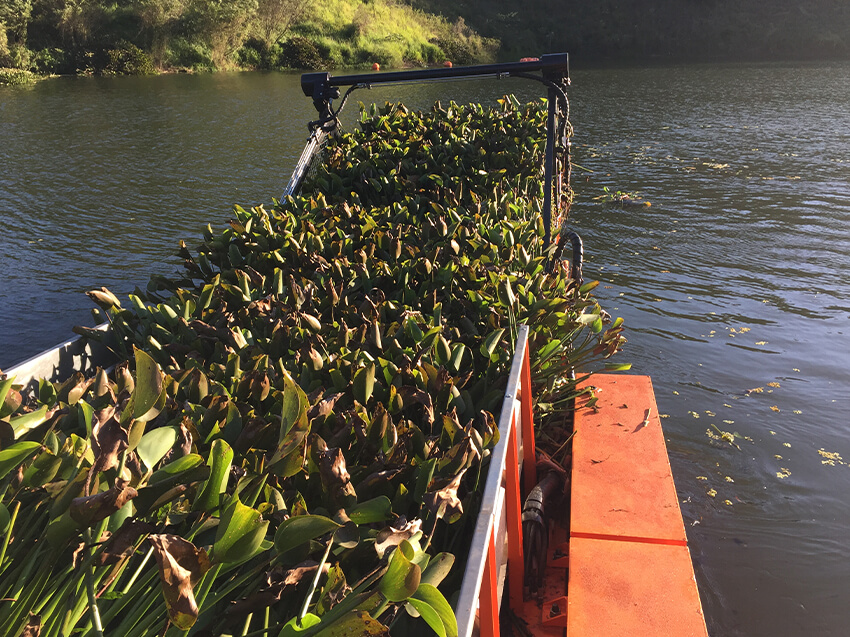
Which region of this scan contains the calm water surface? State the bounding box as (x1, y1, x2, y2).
(2, 63, 849, 636)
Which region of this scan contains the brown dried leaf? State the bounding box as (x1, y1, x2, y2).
(396, 386, 434, 429)
(423, 469, 466, 523)
(374, 518, 422, 558)
(85, 406, 128, 495)
(148, 534, 212, 631)
(19, 613, 41, 637)
(70, 478, 138, 526)
(308, 391, 344, 421)
(98, 518, 154, 566)
(355, 468, 402, 496)
(318, 447, 357, 505)
(226, 560, 326, 618)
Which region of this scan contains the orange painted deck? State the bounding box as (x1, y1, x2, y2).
(567, 374, 708, 636)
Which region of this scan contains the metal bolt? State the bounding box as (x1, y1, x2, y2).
(550, 603, 562, 617)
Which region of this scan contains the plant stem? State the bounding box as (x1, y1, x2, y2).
(0, 500, 20, 566)
(298, 538, 332, 624)
(241, 612, 253, 636)
(84, 528, 105, 637)
(121, 544, 155, 594)
(242, 620, 289, 637)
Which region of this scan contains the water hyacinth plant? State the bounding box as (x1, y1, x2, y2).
(0, 97, 626, 636)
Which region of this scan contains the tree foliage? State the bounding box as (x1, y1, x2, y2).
(254, 0, 310, 49)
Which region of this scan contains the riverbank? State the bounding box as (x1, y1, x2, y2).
(5, 0, 850, 81)
(0, 0, 496, 80)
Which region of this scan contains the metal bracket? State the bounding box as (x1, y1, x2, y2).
(542, 596, 569, 628)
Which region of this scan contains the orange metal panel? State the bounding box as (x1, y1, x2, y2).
(479, 534, 500, 637)
(571, 374, 688, 544)
(567, 536, 708, 637)
(520, 346, 538, 496)
(505, 418, 525, 611)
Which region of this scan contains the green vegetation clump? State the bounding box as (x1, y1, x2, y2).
(0, 0, 497, 78)
(0, 97, 625, 635)
(289, 0, 495, 69)
(103, 41, 157, 76)
(0, 67, 34, 84)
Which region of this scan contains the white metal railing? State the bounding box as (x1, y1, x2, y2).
(4, 323, 114, 389)
(455, 324, 537, 636)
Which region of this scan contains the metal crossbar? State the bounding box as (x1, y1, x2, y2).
(296, 55, 571, 247)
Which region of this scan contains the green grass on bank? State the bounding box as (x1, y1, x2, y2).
(0, 0, 498, 78)
(289, 0, 495, 69)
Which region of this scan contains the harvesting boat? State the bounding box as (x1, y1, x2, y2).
(1, 55, 707, 637)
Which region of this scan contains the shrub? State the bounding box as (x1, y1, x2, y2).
(235, 41, 263, 69)
(31, 47, 70, 74)
(167, 37, 215, 72)
(433, 17, 498, 65)
(0, 67, 35, 84)
(7, 42, 30, 70)
(103, 41, 156, 75)
(0, 23, 8, 66)
(276, 35, 324, 69)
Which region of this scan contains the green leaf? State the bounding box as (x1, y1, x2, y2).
(0, 377, 15, 417)
(136, 426, 179, 471)
(406, 598, 446, 637)
(352, 364, 375, 405)
(0, 503, 9, 535)
(10, 406, 49, 439)
(413, 583, 458, 637)
(312, 611, 388, 636)
(281, 371, 309, 438)
(274, 514, 341, 555)
(213, 495, 269, 564)
(497, 278, 516, 308)
(133, 347, 165, 422)
(348, 496, 392, 525)
(279, 613, 321, 635)
(193, 439, 233, 513)
(420, 553, 455, 587)
(579, 280, 600, 294)
(379, 540, 421, 602)
(135, 455, 210, 515)
(604, 362, 632, 371)
(576, 312, 600, 325)
(77, 400, 94, 438)
(37, 378, 56, 409)
(479, 329, 506, 359)
(0, 441, 42, 479)
(448, 344, 467, 373)
(419, 326, 442, 351)
(149, 453, 205, 485)
(22, 448, 61, 487)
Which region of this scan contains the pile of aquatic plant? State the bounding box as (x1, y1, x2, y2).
(310, 99, 550, 210)
(0, 98, 626, 636)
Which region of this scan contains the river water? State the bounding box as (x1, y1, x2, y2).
(2, 63, 849, 636)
